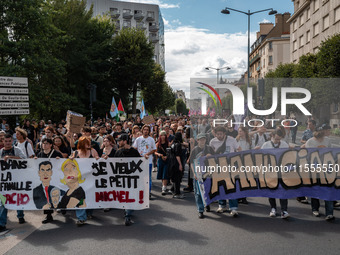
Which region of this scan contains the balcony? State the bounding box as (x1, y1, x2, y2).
(249, 54, 260, 66)
(149, 34, 159, 43)
(149, 23, 159, 32)
(134, 11, 145, 20)
(110, 10, 120, 18)
(123, 10, 133, 19)
(136, 22, 147, 30)
(122, 22, 131, 29)
(146, 12, 155, 21)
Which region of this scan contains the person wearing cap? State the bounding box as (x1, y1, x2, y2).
(189, 133, 214, 218)
(304, 126, 335, 220)
(115, 133, 141, 226)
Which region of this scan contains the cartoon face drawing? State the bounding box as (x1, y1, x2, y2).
(51, 188, 61, 208)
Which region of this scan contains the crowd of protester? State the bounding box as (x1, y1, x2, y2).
(0, 114, 338, 232)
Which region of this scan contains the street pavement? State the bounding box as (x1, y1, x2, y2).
(1, 170, 340, 255)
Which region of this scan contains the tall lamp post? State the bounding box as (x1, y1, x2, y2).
(205, 66, 230, 84)
(221, 7, 277, 115)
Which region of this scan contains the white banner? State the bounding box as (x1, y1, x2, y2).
(0, 76, 28, 87)
(0, 158, 149, 210)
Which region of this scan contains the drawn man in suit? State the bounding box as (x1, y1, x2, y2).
(33, 161, 64, 223)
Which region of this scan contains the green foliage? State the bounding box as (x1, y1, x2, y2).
(264, 34, 340, 114)
(1, 0, 170, 120)
(175, 98, 188, 115)
(316, 33, 340, 77)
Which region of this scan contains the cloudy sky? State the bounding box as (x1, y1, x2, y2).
(119, 0, 294, 97)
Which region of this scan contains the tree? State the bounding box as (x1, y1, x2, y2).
(175, 98, 188, 115)
(142, 63, 175, 114)
(110, 28, 154, 114)
(316, 33, 340, 77)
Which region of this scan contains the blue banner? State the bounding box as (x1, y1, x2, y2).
(198, 148, 340, 205)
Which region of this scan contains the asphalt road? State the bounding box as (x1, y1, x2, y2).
(1, 170, 340, 255)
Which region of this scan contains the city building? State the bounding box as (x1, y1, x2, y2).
(248, 13, 291, 83)
(287, 0, 340, 128)
(287, 0, 340, 63)
(175, 90, 186, 104)
(86, 0, 165, 70)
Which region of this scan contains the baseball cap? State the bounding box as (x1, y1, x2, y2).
(197, 133, 206, 140)
(117, 134, 129, 142)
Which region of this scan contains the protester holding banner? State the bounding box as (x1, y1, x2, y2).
(305, 127, 334, 220)
(0, 134, 27, 231)
(115, 134, 141, 226)
(133, 125, 156, 197)
(189, 133, 214, 218)
(209, 126, 241, 216)
(70, 136, 99, 225)
(261, 129, 290, 219)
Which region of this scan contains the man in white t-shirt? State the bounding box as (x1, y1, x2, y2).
(261, 129, 290, 219)
(15, 127, 35, 158)
(133, 125, 156, 195)
(209, 126, 241, 217)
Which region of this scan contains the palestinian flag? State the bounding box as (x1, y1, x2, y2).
(118, 99, 125, 115)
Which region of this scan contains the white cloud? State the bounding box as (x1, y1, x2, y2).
(115, 0, 179, 9)
(259, 18, 271, 24)
(165, 26, 256, 97)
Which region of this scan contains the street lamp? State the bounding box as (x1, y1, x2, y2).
(205, 66, 231, 84)
(221, 7, 277, 115)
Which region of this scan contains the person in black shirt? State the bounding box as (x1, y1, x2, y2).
(100, 135, 116, 159)
(114, 134, 140, 226)
(36, 138, 63, 159)
(225, 124, 238, 138)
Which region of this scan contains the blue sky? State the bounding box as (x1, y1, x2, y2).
(119, 0, 295, 96)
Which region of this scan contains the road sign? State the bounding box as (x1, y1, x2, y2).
(0, 102, 29, 108)
(0, 77, 28, 87)
(0, 76, 29, 115)
(0, 109, 30, 115)
(0, 88, 28, 94)
(0, 95, 29, 101)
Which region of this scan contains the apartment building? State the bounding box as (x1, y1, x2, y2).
(248, 13, 291, 82)
(287, 0, 340, 63)
(86, 0, 165, 70)
(287, 0, 340, 128)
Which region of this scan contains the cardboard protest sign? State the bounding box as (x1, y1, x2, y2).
(142, 115, 155, 125)
(198, 148, 340, 205)
(0, 158, 149, 210)
(65, 110, 86, 133)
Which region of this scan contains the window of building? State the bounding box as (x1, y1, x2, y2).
(293, 40, 298, 51)
(306, 8, 311, 20)
(123, 9, 131, 13)
(306, 30, 311, 43)
(314, 0, 319, 12)
(299, 35, 304, 47)
(147, 11, 155, 19)
(293, 21, 297, 31)
(323, 15, 330, 30)
(299, 13, 304, 26)
(268, 42, 272, 50)
(334, 103, 339, 113)
(313, 22, 319, 36)
(263, 59, 265, 68)
(268, 56, 273, 64)
(335, 6, 340, 23)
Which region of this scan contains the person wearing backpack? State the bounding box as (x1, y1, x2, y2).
(15, 127, 35, 158)
(252, 126, 269, 149)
